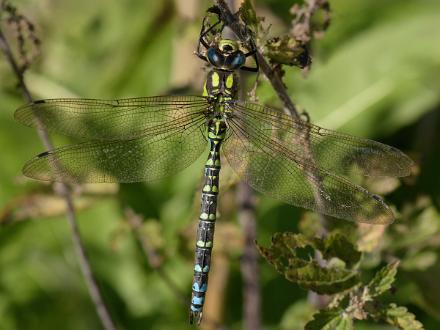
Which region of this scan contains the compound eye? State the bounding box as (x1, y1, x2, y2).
(231, 52, 245, 67)
(207, 47, 224, 67)
(225, 52, 245, 69)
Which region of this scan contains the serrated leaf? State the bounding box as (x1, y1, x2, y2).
(305, 309, 354, 330)
(382, 304, 424, 330)
(367, 260, 399, 298)
(256, 233, 309, 270)
(257, 232, 360, 294)
(320, 233, 361, 267)
(283, 261, 360, 294)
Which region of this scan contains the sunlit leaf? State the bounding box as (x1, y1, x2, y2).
(257, 232, 360, 294)
(280, 300, 315, 330)
(367, 260, 399, 298)
(305, 309, 354, 330)
(319, 232, 361, 267)
(380, 304, 424, 330)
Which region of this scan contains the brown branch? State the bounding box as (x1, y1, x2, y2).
(0, 20, 116, 330)
(214, 0, 300, 118)
(222, 1, 262, 328)
(214, 0, 331, 311)
(238, 182, 261, 330)
(214, 0, 329, 228)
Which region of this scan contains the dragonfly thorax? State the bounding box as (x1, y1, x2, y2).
(203, 69, 238, 102)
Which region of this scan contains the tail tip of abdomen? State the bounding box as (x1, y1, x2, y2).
(189, 309, 203, 325)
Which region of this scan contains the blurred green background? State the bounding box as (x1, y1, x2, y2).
(1, 0, 440, 329)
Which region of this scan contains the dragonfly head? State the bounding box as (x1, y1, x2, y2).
(218, 39, 239, 54)
(206, 39, 246, 71)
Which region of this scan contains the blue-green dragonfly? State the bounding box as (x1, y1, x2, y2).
(14, 9, 412, 325)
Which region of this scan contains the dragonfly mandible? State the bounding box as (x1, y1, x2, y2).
(14, 7, 413, 325)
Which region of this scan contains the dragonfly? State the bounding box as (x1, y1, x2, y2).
(15, 7, 412, 325)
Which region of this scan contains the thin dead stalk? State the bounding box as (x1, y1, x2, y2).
(238, 182, 261, 330)
(214, 0, 330, 228)
(0, 14, 116, 330)
(222, 1, 262, 329)
(214, 0, 331, 310)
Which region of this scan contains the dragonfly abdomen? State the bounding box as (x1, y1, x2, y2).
(190, 119, 226, 324)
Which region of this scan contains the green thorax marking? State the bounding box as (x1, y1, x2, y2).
(203, 69, 238, 101)
(205, 119, 226, 168)
(207, 119, 226, 140)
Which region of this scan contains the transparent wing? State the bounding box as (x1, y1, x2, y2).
(231, 101, 413, 178)
(15, 96, 210, 140)
(23, 119, 207, 183)
(223, 113, 395, 224)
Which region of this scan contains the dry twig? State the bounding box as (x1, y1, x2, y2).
(213, 0, 332, 311)
(0, 3, 116, 329)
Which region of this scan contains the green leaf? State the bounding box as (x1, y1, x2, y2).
(264, 36, 310, 68)
(239, 0, 261, 33)
(389, 207, 440, 251)
(280, 300, 315, 330)
(283, 261, 360, 295)
(401, 251, 437, 272)
(257, 232, 360, 294)
(319, 233, 361, 267)
(367, 260, 399, 298)
(277, 2, 440, 136)
(381, 304, 424, 330)
(305, 309, 354, 330)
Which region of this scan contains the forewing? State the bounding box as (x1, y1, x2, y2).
(223, 116, 394, 224)
(232, 101, 413, 178)
(15, 96, 209, 140)
(23, 119, 207, 183)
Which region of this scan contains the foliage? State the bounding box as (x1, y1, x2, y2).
(264, 35, 310, 68)
(1, 0, 440, 329)
(258, 231, 424, 328)
(257, 232, 361, 294)
(239, 0, 262, 33)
